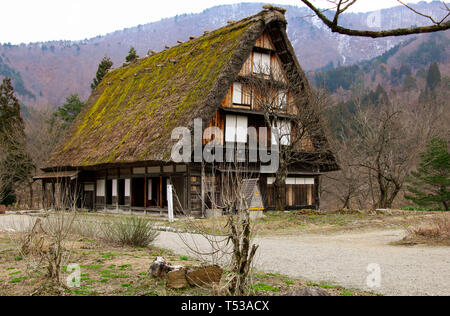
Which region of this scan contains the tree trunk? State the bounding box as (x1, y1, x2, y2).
(274, 179, 286, 211)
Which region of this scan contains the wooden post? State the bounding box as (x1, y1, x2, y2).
(144, 175, 147, 214)
(167, 184, 174, 223)
(159, 176, 163, 208)
(201, 162, 206, 218)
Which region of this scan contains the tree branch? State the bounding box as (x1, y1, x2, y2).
(300, 0, 450, 38)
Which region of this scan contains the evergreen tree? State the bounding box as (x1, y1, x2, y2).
(91, 56, 113, 91)
(54, 94, 85, 128)
(426, 62, 441, 91)
(405, 137, 449, 211)
(0, 78, 34, 205)
(125, 46, 139, 63)
(403, 75, 417, 91)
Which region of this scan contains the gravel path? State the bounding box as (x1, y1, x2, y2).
(1, 215, 448, 296)
(154, 229, 450, 296)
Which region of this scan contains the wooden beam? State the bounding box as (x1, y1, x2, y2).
(160, 176, 163, 208)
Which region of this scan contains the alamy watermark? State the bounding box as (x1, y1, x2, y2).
(366, 10, 382, 29)
(66, 263, 81, 288)
(366, 263, 382, 289)
(171, 118, 281, 173)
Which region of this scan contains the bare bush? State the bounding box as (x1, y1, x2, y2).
(101, 216, 159, 248)
(407, 216, 450, 240)
(10, 209, 77, 284)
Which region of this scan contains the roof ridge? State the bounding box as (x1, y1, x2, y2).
(117, 7, 287, 71)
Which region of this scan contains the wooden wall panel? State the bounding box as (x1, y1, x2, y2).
(239, 53, 253, 76)
(204, 111, 225, 145)
(221, 87, 233, 108)
(255, 31, 275, 50)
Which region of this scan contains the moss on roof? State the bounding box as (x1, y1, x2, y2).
(48, 15, 267, 168)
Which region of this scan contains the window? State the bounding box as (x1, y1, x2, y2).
(253, 52, 271, 75)
(125, 179, 131, 197)
(233, 82, 242, 104)
(272, 121, 292, 146)
(233, 82, 251, 106)
(278, 91, 288, 110)
(226, 115, 248, 143)
(96, 180, 105, 197)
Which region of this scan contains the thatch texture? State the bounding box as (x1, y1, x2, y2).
(48, 11, 288, 169)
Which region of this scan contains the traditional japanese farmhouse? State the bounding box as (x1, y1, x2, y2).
(35, 6, 338, 217)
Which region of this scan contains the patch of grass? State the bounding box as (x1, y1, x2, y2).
(81, 264, 103, 270)
(179, 256, 188, 261)
(342, 290, 355, 296)
(119, 264, 132, 271)
(14, 255, 23, 261)
(100, 253, 117, 259)
(100, 278, 109, 283)
(252, 282, 280, 293)
(402, 206, 446, 212)
(121, 283, 132, 288)
(284, 280, 294, 285)
(8, 271, 21, 276)
(10, 276, 26, 284)
(320, 283, 338, 289)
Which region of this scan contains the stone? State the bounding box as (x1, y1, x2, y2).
(285, 287, 331, 297)
(186, 265, 223, 287)
(149, 256, 175, 278)
(167, 268, 188, 289)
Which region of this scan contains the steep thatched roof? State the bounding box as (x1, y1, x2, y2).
(47, 7, 335, 170)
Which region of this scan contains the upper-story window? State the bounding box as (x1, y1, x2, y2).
(272, 120, 292, 146)
(233, 82, 251, 106)
(253, 52, 271, 75)
(233, 82, 243, 105)
(278, 91, 288, 111)
(226, 115, 248, 143)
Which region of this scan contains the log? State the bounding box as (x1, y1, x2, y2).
(186, 265, 223, 288)
(167, 268, 188, 289)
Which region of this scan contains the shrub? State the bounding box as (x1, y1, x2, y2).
(405, 216, 450, 243)
(102, 216, 159, 248)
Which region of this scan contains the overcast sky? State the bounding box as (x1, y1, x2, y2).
(1, 0, 434, 44)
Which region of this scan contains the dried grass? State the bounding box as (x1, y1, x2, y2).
(407, 215, 450, 239)
(396, 215, 450, 246)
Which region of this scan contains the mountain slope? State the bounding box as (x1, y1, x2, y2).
(0, 1, 447, 108)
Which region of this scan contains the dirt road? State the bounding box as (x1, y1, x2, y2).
(154, 229, 450, 296)
(1, 215, 448, 296)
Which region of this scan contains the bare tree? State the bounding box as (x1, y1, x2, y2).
(300, 0, 450, 38)
(10, 182, 78, 286)
(245, 65, 334, 210)
(176, 167, 260, 296)
(323, 136, 368, 209)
